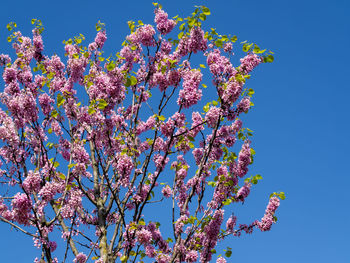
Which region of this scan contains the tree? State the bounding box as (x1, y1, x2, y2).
(0, 3, 284, 263)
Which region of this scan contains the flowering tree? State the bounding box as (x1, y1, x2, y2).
(0, 3, 284, 263)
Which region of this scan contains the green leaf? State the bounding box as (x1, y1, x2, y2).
(179, 23, 186, 31)
(199, 14, 207, 21)
(187, 135, 195, 141)
(231, 35, 238, 42)
(88, 107, 96, 115)
(202, 6, 211, 15)
(97, 99, 108, 110)
(106, 62, 115, 71)
(212, 100, 218, 106)
(131, 75, 139, 87)
(264, 54, 274, 63)
(222, 198, 232, 206)
(225, 250, 232, 258)
(199, 64, 206, 68)
(178, 31, 184, 40)
(279, 192, 286, 200)
(255, 174, 263, 180)
(248, 88, 255, 96)
(250, 148, 256, 155)
(125, 77, 131, 87)
(215, 39, 223, 48)
(68, 163, 76, 169)
(57, 94, 65, 107)
(208, 181, 216, 187)
(51, 110, 58, 118)
(242, 43, 253, 52)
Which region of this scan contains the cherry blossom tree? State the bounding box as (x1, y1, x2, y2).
(0, 3, 284, 263)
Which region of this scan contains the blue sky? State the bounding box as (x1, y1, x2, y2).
(0, 0, 349, 262)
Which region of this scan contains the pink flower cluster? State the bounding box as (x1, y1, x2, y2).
(73, 253, 87, 263)
(177, 69, 203, 108)
(188, 27, 207, 53)
(205, 106, 222, 128)
(161, 185, 173, 198)
(11, 193, 32, 225)
(136, 228, 152, 245)
(207, 49, 236, 82)
(257, 197, 280, 231)
(115, 154, 134, 187)
(127, 25, 156, 46)
(0, 54, 11, 66)
(154, 8, 176, 35)
(239, 53, 262, 74)
(226, 214, 237, 232)
(95, 31, 107, 49)
(235, 140, 251, 178)
(236, 183, 251, 202)
(237, 96, 251, 114)
(22, 171, 42, 193)
(200, 209, 224, 262)
(216, 257, 227, 263)
(136, 116, 155, 135)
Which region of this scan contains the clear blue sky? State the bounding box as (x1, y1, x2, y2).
(0, 0, 349, 262)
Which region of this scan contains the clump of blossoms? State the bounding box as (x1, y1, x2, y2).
(0, 4, 282, 263)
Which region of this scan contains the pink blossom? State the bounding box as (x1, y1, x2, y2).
(226, 215, 237, 232)
(73, 253, 87, 263)
(216, 256, 227, 263)
(236, 183, 251, 201)
(11, 193, 32, 225)
(22, 171, 42, 193)
(95, 30, 107, 48)
(155, 8, 176, 35)
(257, 197, 280, 231)
(161, 40, 172, 54)
(200, 209, 224, 262)
(237, 96, 251, 114)
(38, 93, 54, 116)
(157, 254, 171, 263)
(0, 54, 11, 66)
(205, 106, 222, 128)
(223, 42, 233, 53)
(188, 27, 207, 53)
(185, 250, 198, 263)
(192, 148, 203, 165)
(115, 154, 134, 187)
(127, 25, 156, 46)
(240, 53, 262, 74)
(161, 185, 173, 198)
(136, 228, 152, 245)
(235, 140, 251, 178)
(145, 244, 156, 257)
(207, 49, 236, 81)
(3, 67, 17, 84)
(177, 69, 203, 108)
(153, 154, 169, 169)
